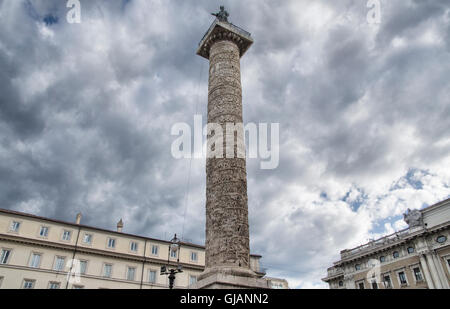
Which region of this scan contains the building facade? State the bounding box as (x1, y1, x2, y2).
(323, 198, 450, 289)
(0, 208, 272, 289)
(265, 277, 290, 289)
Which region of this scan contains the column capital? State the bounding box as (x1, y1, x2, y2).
(197, 20, 253, 60)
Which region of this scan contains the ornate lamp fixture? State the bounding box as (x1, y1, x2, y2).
(161, 234, 183, 289)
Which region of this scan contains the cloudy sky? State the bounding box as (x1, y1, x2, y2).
(1, 0, 450, 288)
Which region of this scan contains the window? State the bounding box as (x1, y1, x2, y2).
(130, 242, 138, 252)
(73, 285, 84, 289)
(83, 234, 92, 245)
(355, 264, 361, 271)
(371, 281, 378, 289)
(127, 267, 136, 281)
(62, 230, 72, 241)
(23, 280, 35, 289)
(413, 267, 423, 282)
(338, 281, 344, 287)
(437, 236, 447, 244)
(380, 256, 386, 263)
(151, 245, 159, 256)
(191, 252, 198, 262)
(0, 249, 11, 264)
(79, 260, 87, 275)
(271, 282, 284, 289)
(103, 264, 112, 278)
(189, 275, 197, 285)
(48, 282, 60, 289)
(398, 271, 407, 286)
(393, 251, 400, 259)
(358, 282, 365, 289)
(383, 275, 392, 289)
(149, 270, 157, 283)
(54, 256, 66, 271)
(407, 247, 415, 254)
(107, 238, 116, 249)
(30, 253, 41, 268)
(39, 226, 49, 237)
(10, 221, 20, 232)
(170, 249, 177, 258)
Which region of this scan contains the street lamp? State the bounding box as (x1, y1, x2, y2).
(161, 234, 183, 289)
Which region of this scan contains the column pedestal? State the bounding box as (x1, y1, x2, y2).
(192, 267, 269, 289)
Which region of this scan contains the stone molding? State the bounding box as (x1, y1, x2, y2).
(197, 20, 254, 60)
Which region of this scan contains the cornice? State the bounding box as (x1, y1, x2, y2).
(0, 233, 204, 271)
(337, 223, 450, 265)
(0, 264, 180, 288)
(0, 208, 263, 259)
(197, 20, 253, 60)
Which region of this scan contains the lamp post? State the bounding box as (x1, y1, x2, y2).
(161, 234, 183, 289)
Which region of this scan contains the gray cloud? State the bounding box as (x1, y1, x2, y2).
(0, 0, 449, 288)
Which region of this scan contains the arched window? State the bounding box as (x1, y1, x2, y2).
(380, 256, 386, 263)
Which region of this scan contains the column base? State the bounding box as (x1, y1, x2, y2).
(191, 266, 269, 289)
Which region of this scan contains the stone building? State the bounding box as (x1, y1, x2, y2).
(0, 208, 276, 289)
(322, 198, 450, 289)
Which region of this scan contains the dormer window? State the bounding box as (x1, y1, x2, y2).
(10, 221, 20, 232)
(62, 230, 72, 241)
(39, 226, 49, 237)
(130, 242, 138, 252)
(83, 234, 93, 245)
(191, 252, 198, 262)
(170, 249, 177, 258)
(107, 238, 116, 249)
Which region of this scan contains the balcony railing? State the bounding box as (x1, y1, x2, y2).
(341, 228, 410, 258)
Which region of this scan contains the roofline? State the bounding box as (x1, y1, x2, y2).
(337, 221, 450, 265)
(421, 197, 450, 214)
(0, 208, 262, 258)
(264, 277, 289, 283)
(341, 197, 450, 253)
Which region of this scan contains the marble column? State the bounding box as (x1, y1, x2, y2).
(419, 254, 435, 289)
(431, 252, 449, 289)
(194, 12, 268, 289)
(426, 253, 443, 289)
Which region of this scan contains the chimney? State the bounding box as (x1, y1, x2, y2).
(117, 219, 124, 233)
(76, 213, 82, 225)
